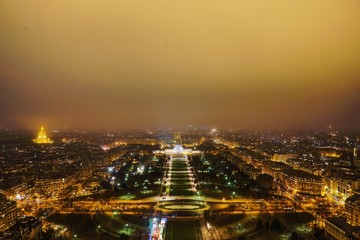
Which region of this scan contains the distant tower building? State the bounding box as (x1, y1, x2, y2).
(174, 132, 182, 145)
(355, 147, 358, 159)
(173, 133, 184, 154)
(33, 126, 53, 144)
(353, 147, 360, 168)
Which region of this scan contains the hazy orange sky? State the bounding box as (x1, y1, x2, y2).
(1, 0, 360, 130)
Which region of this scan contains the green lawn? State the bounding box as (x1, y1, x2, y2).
(169, 158, 194, 196)
(171, 174, 190, 178)
(170, 187, 194, 196)
(165, 220, 202, 240)
(170, 181, 192, 185)
(170, 177, 190, 181)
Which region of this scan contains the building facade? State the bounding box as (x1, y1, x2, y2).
(345, 195, 360, 226)
(324, 217, 360, 240)
(0, 194, 18, 232)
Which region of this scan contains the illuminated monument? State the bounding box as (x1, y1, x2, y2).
(154, 133, 200, 155)
(33, 126, 53, 144)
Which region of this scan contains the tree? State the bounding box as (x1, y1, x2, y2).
(290, 232, 302, 240)
(256, 220, 264, 230)
(270, 219, 283, 233)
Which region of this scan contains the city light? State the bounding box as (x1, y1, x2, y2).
(1, 120, 359, 240)
(2, 0, 360, 238)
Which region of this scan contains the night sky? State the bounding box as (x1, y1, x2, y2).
(1, 0, 360, 131)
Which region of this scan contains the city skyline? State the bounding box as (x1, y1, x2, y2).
(1, 0, 360, 130)
(2, 128, 360, 239)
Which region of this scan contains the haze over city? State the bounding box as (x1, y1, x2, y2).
(1, 0, 360, 130)
(3, 2, 360, 239)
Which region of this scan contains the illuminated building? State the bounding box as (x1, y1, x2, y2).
(271, 153, 298, 163)
(159, 132, 199, 154)
(324, 217, 360, 240)
(84, 177, 102, 189)
(17, 217, 42, 240)
(155, 142, 201, 155)
(353, 147, 360, 168)
(292, 176, 323, 195)
(243, 164, 261, 179)
(0, 194, 18, 232)
(327, 177, 360, 200)
(2, 181, 27, 200)
(33, 126, 53, 144)
(319, 150, 342, 161)
(284, 170, 324, 196)
(256, 174, 275, 190)
(35, 174, 77, 196)
(0, 217, 42, 240)
(96, 168, 111, 180)
(345, 195, 360, 226)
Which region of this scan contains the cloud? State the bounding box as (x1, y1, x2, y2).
(1, 0, 360, 130)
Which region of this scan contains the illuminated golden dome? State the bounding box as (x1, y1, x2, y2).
(33, 126, 53, 144)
